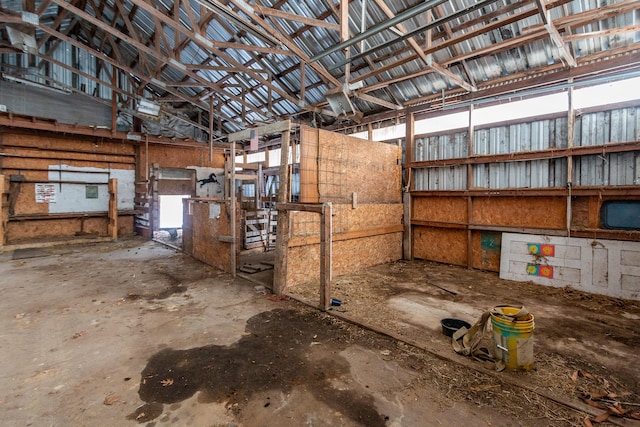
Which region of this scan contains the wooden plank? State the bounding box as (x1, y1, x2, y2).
(0, 175, 7, 246)
(288, 224, 404, 247)
(231, 141, 237, 276)
(320, 203, 332, 310)
(279, 202, 324, 213)
(235, 162, 261, 170)
(108, 178, 118, 240)
(274, 128, 292, 295)
(234, 173, 258, 181)
(403, 191, 412, 260)
(300, 126, 320, 203)
(228, 120, 291, 142)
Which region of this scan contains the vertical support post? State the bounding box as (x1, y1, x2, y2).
(150, 163, 159, 240)
(403, 112, 414, 260)
(108, 178, 118, 240)
(0, 175, 8, 246)
(467, 105, 475, 268)
(566, 82, 575, 237)
(341, 0, 350, 85)
(274, 125, 292, 295)
(257, 163, 263, 210)
(111, 69, 117, 131)
(299, 64, 306, 107)
(231, 140, 237, 276)
(209, 98, 214, 162)
(320, 202, 332, 310)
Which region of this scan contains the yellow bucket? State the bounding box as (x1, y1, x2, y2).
(490, 306, 535, 371)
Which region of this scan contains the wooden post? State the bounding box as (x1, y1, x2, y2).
(274, 125, 292, 295)
(231, 140, 237, 276)
(320, 202, 332, 310)
(150, 163, 159, 240)
(0, 175, 8, 246)
(467, 105, 475, 268)
(566, 83, 575, 237)
(108, 178, 118, 240)
(111, 69, 117, 131)
(403, 112, 414, 260)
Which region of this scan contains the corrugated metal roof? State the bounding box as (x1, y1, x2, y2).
(0, 0, 638, 137)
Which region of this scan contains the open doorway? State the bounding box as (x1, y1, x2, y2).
(154, 194, 190, 248)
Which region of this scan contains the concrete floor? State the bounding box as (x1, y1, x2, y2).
(1, 237, 637, 426)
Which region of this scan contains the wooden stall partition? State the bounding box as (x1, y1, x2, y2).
(472, 196, 566, 229)
(299, 126, 319, 203)
(1, 130, 136, 243)
(182, 199, 239, 274)
(315, 128, 402, 204)
(282, 202, 403, 288)
(0, 175, 8, 245)
(279, 128, 403, 291)
(108, 178, 118, 240)
(413, 226, 468, 266)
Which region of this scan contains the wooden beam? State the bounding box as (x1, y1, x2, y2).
(230, 140, 237, 276)
(354, 92, 404, 110)
(228, 120, 292, 142)
(274, 125, 292, 295)
(0, 175, 8, 246)
(108, 178, 118, 240)
(562, 24, 640, 41)
(254, 6, 340, 31)
(536, 0, 577, 68)
(319, 202, 332, 310)
(278, 202, 324, 213)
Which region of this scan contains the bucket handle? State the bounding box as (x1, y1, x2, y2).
(491, 305, 530, 323)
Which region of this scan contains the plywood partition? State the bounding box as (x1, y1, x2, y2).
(0, 175, 8, 245)
(278, 127, 404, 292)
(299, 126, 319, 203)
(182, 199, 238, 274)
(1, 131, 136, 243)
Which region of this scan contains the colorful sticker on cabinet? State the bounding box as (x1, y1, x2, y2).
(527, 243, 555, 257)
(527, 263, 554, 279)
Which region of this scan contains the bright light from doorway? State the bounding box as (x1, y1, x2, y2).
(159, 195, 189, 229)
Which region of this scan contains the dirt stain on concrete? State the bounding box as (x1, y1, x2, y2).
(131, 308, 387, 425)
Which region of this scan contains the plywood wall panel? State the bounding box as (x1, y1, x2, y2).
(299, 126, 319, 203)
(413, 226, 467, 266)
(289, 203, 403, 239)
(6, 216, 133, 242)
(412, 196, 467, 222)
(144, 145, 224, 170)
(473, 196, 566, 229)
(472, 230, 502, 272)
(184, 201, 237, 273)
(315, 128, 402, 204)
(284, 232, 403, 288)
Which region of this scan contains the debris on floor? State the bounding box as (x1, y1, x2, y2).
(239, 262, 273, 274)
(574, 369, 640, 424)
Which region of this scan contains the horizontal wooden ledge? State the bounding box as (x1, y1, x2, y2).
(288, 224, 403, 248)
(411, 223, 640, 241)
(9, 210, 138, 221)
(410, 186, 640, 197)
(0, 152, 135, 165)
(409, 140, 640, 168)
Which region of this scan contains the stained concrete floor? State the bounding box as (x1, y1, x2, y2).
(1, 237, 637, 426)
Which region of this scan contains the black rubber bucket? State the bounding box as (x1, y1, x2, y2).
(441, 318, 471, 337)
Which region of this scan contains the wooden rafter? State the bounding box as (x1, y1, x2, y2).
(536, 0, 577, 67)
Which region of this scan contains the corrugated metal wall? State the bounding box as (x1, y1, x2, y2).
(576, 107, 640, 146)
(414, 107, 639, 190)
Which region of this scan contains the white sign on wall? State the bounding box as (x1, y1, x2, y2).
(47, 165, 135, 213)
(35, 183, 56, 203)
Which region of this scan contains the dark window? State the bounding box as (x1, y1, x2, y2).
(601, 201, 640, 230)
